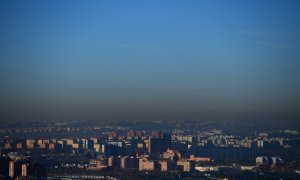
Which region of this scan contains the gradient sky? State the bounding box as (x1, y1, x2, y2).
(1, 0, 300, 122)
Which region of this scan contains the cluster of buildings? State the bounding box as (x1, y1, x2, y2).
(0, 152, 28, 179)
(1, 127, 300, 179)
(0, 126, 80, 134)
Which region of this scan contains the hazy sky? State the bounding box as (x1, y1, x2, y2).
(1, 1, 300, 122)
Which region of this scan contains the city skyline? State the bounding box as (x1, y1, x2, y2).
(1, 1, 300, 122)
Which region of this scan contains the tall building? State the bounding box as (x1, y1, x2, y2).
(120, 156, 128, 169)
(82, 139, 94, 149)
(8, 161, 14, 178)
(21, 163, 27, 177)
(9, 160, 26, 179)
(94, 143, 101, 152)
(163, 133, 172, 150)
(148, 137, 164, 154)
(148, 133, 171, 154)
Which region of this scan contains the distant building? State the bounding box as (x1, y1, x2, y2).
(177, 160, 192, 172)
(136, 131, 144, 137)
(49, 143, 62, 152)
(256, 156, 283, 167)
(120, 156, 128, 169)
(128, 156, 139, 169)
(259, 132, 269, 138)
(5, 143, 11, 149)
(39, 143, 48, 149)
(90, 137, 98, 144)
(7, 152, 27, 179)
(189, 155, 210, 162)
(108, 156, 114, 167)
(16, 142, 23, 149)
(127, 130, 135, 139)
(57, 140, 65, 149)
(72, 143, 79, 149)
(21, 163, 27, 177)
(197, 146, 254, 163)
(82, 139, 94, 149)
(151, 130, 163, 138)
(257, 140, 264, 148)
(148, 137, 164, 154)
(106, 141, 125, 156)
(9, 160, 27, 179)
(163, 149, 181, 160)
(195, 165, 218, 172)
(148, 133, 171, 154)
(108, 131, 119, 139)
(87, 159, 107, 170)
(139, 158, 154, 171)
(26, 139, 35, 149)
(9, 161, 15, 178)
(158, 160, 168, 171)
(94, 143, 101, 152)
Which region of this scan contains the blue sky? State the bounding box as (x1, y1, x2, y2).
(0, 1, 300, 121)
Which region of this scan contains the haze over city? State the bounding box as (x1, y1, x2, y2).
(2, 1, 300, 179)
(1, 0, 300, 122)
